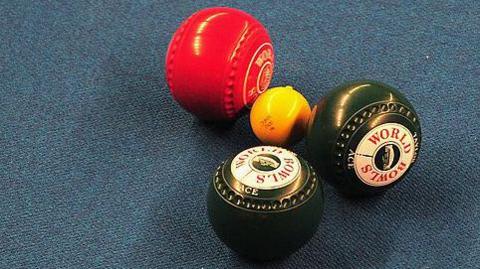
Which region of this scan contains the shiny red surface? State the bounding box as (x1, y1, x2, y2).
(165, 7, 274, 120)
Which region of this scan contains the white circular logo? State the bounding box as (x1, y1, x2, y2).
(353, 123, 415, 187)
(231, 146, 300, 190)
(242, 43, 274, 107)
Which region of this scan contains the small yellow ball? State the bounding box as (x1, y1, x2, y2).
(250, 86, 311, 146)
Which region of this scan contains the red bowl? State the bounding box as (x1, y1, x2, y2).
(165, 7, 274, 121)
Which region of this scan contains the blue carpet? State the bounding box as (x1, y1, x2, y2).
(1, 1, 479, 268)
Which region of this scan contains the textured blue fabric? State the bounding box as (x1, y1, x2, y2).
(1, 1, 479, 268)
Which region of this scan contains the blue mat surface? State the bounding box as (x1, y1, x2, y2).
(1, 1, 479, 268)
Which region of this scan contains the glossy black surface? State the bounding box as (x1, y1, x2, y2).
(207, 156, 324, 260)
(306, 80, 422, 196)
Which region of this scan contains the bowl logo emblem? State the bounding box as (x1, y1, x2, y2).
(251, 154, 281, 171)
(243, 43, 274, 107)
(374, 144, 401, 171)
(351, 123, 416, 187)
(230, 146, 300, 190)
